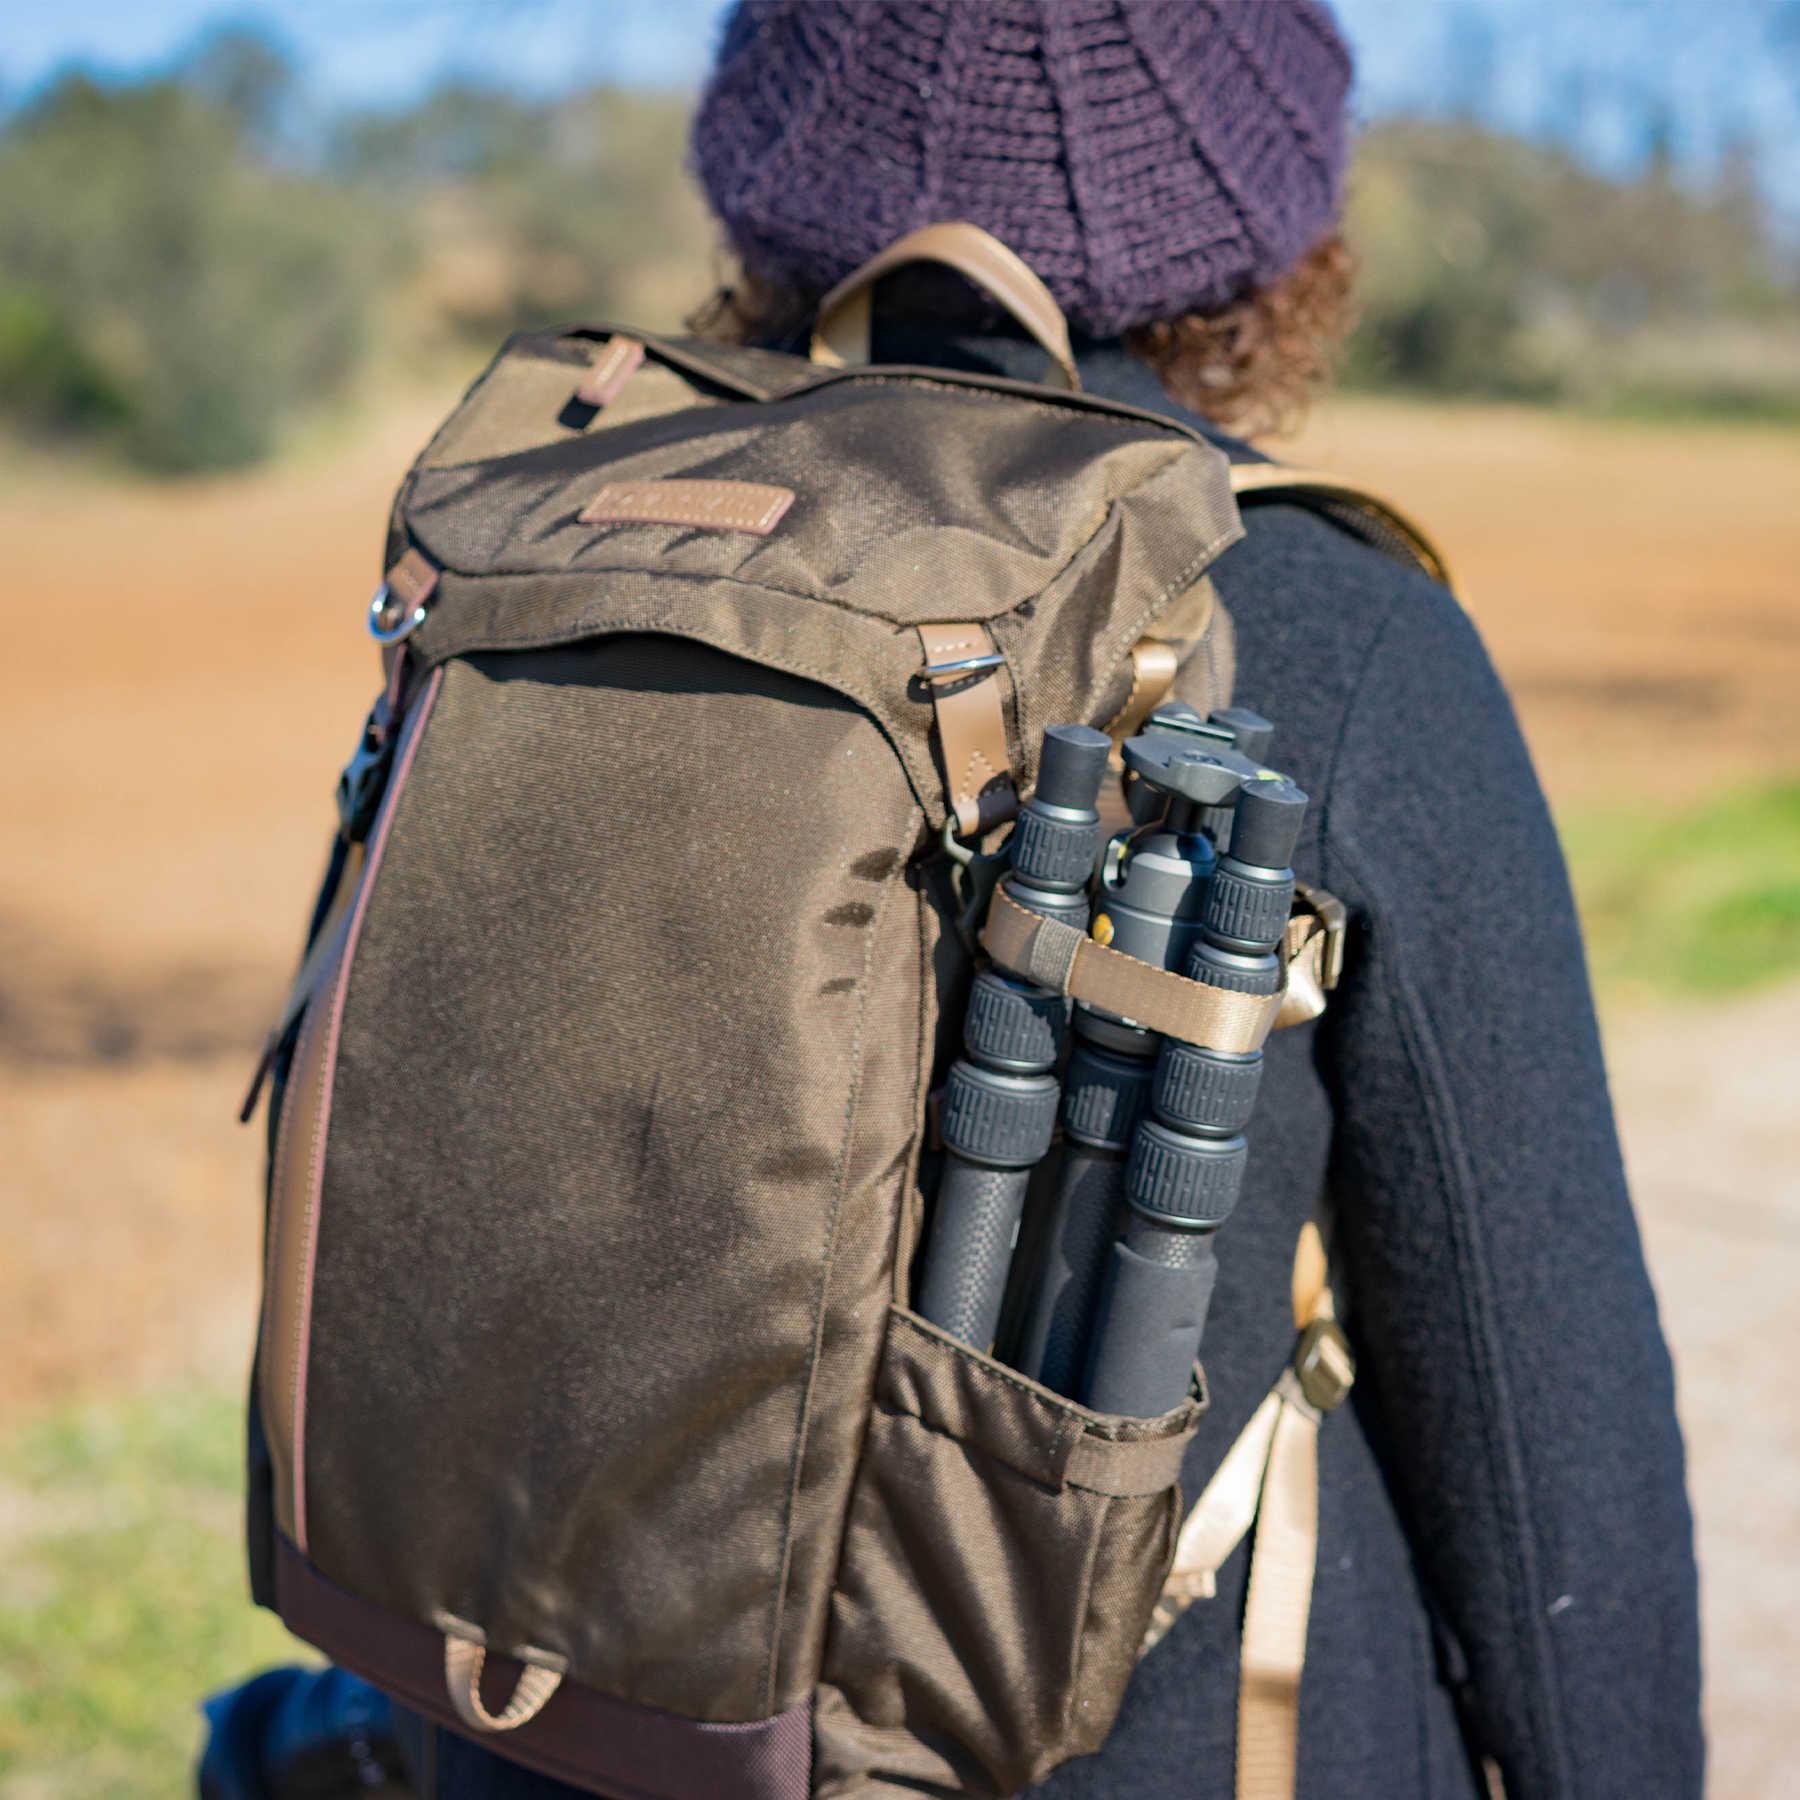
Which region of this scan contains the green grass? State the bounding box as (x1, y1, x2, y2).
(1565, 781, 1800, 1003)
(0, 1388, 310, 1798)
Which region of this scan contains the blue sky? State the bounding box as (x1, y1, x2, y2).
(2, 1, 732, 103)
(6, 1, 1798, 223)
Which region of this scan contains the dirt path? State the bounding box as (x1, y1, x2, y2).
(1283, 400, 1800, 811)
(1, 396, 1796, 1788)
(1605, 982, 1800, 1799)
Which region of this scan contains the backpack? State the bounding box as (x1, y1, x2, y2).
(242, 223, 1448, 1800)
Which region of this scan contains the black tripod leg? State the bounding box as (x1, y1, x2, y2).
(916, 1160, 1034, 1351)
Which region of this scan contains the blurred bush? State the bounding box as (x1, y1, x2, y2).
(0, 34, 385, 473)
(1346, 120, 1800, 419)
(332, 84, 712, 342)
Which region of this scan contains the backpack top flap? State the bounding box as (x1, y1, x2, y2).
(390, 327, 1242, 829)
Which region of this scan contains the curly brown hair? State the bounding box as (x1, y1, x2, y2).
(689, 233, 1356, 439)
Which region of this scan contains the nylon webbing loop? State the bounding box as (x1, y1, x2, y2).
(443, 1633, 564, 1734)
(917, 623, 1018, 838)
(981, 887, 1283, 1054)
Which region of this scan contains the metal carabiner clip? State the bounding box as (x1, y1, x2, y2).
(368, 581, 428, 645)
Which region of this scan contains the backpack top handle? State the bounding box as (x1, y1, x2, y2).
(811, 221, 1082, 392)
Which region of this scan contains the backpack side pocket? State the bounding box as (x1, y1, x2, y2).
(815, 1306, 1200, 1797)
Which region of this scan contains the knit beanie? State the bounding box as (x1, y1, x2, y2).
(691, 0, 1352, 339)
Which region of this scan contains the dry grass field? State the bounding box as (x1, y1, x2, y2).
(1, 392, 1797, 1793)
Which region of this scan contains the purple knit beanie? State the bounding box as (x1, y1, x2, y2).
(692, 0, 1352, 339)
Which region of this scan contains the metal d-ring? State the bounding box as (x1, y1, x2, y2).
(368, 581, 429, 645)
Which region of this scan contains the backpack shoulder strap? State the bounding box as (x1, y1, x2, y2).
(1227, 463, 1455, 595)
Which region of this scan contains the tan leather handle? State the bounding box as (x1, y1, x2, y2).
(811, 222, 1080, 391)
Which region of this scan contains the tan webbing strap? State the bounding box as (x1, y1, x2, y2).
(1105, 576, 1220, 751)
(1276, 886, 1347, 1029)
(917, 623, 1018, 838)
(1142, 1223, 1355, 1800)
(1107, 638, 1181, 747)
(1144, 1388, 1284, 1647)
(1235, 1377, 1323, 1799)
(983, 888, 1284, 1053)
(1227, 464, 1455, 594)
(443, 1633, 564, 1734)
(1064, 1426, 1195, 1499)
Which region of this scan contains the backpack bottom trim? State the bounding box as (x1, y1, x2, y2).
(274, 1538, 813, 1800)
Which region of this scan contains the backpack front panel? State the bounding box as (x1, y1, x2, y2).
(263, 633, 928, 1724)
(251, 327, 1248, 1794)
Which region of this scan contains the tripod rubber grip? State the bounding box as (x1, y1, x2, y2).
(1013, 1144, 1125, 1395)
(1082, 1236, 1218, 1418)
(915, 1156, 1032, 1351)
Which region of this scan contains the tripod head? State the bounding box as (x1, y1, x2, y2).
(1086, 710, 1273, 1017)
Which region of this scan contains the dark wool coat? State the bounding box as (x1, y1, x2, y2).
(396, 319, 1705, 1799)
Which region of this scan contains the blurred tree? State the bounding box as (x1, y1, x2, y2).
(334, 83, 709, 338)
(0, 42, 381, 472)
(1345, 118, 1800, 416)
(183, 24, 300, 151)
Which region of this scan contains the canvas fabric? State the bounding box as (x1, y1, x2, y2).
(247, 321, 1248, 1799)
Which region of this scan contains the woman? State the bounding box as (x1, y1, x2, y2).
(212, 3, 1702, 1795)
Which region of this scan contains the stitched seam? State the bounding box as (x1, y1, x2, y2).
(1061, 1492, 1112, 1751)
(761, 828, 906, 1714)
(1325, 827, 1572, 1791)
(889, 1311, 1193, 1440)
(261, 956, 314, 1516)
(414, 482, 1238, 640)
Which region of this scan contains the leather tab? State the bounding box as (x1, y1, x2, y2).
(916, 623, 1017, 838)
(385, 548, 439, 611)
(573, 333, 645, 410)
(578, 479, 795, 535)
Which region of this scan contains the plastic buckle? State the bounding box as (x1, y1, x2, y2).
(336, 705, 395, 842)
(939, 815, 1010, 948)
(1294, 1317, 1354, 1412)
(1294, 882, 1347, 990)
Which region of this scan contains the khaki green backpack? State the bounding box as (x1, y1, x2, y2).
(242, 225, 1445, 1799)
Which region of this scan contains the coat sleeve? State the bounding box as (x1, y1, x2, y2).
(1312, 573, 1703, 1798)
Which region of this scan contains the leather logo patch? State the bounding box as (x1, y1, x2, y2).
(578, 479, 795, 536)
